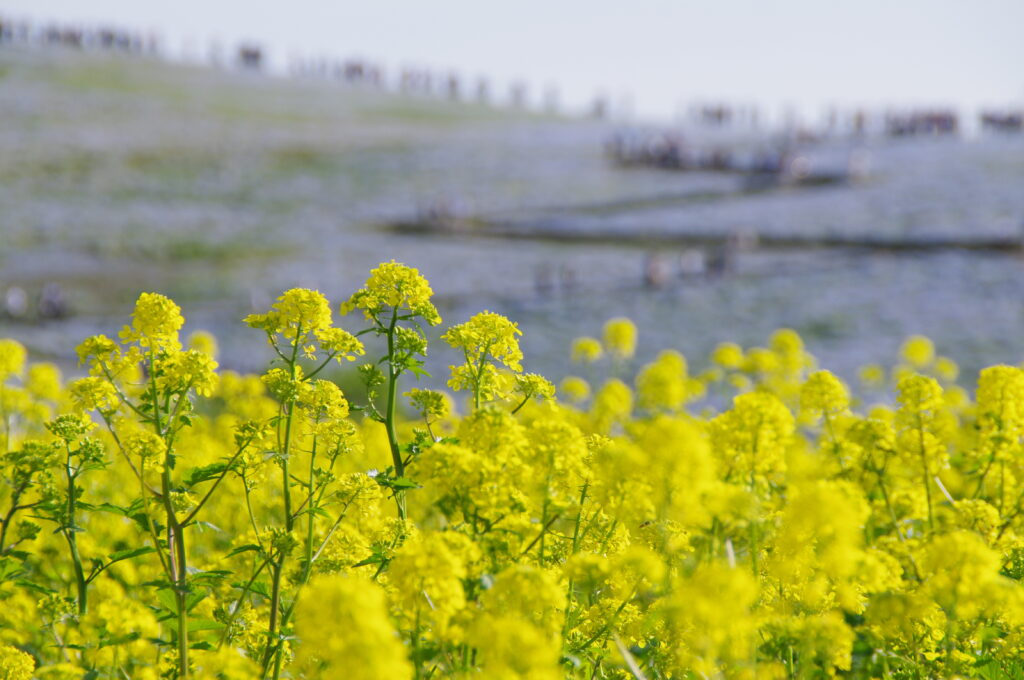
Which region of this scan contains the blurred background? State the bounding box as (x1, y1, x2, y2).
(1, 0, 1023, 384)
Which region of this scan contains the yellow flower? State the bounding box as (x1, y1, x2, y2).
(187, 330, 219, 359)
(920, 530, 1007, 621)
(711, 342, 744, 369)
(934, 356, 959, 382)
(602, 317, 637, 360)
(443, 311, 523, 372)
(123, 430, 166, 459)
(591, 378, 633, 432)
(75, 334, 118, 365)
(388, 531, 477, 638)
(479, 565, 566, 639)
(245, 288, 334, 342)
(896, 374, 944, 422)
(976, 365, 1024, 462)
(443, 311, 524, 404)
(160, 349, 219, 397)
(0, 340, 27, 379)
(800, 370, 850, 417)
(710, 390, 794, 482)
(405, 388, 451, 421)
(293, 575, 412, 680)
(559, 376, 591, 403)
(662, 563, 759, 676)
(192, 647, 259, 680)
(466, 613, 562, 680)
(858, 363, 886, 389)
(25, 363, 61, 401)
(297, 379, 350, 421)
(341, 260, 440, 325)
(0, 644, 34, 680)
(68, 376, 119, 412)
(314, 326, 365, 360)
(120, 292, 184, 349)
(900, 335, 935, 368)
(636, 349, 689, 412)
(570, 336, 603, 364)
(262, 366, 303, 403)
(515, 373, 556, 403)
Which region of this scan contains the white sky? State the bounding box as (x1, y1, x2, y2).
(4, 0, 1023, 121)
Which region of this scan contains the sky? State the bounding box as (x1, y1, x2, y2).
(4, 0, 1023, 121)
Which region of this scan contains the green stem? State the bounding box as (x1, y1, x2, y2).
(149, 346, 190, 680)
(571, 482, 589, 554)
(173, 523, 188, 680)
(0, 485, 27, 554)
(264, 328, 302, 678)
(262, 560, 284, 677)
(384, 308, 407, 519)
(281, 415, 295, 530)
(217, 557, 272, 649)
(63, 448, 87, 615)
(520, 513, 561, 558)
(65, 531, 88, 616)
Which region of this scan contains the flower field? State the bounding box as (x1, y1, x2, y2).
(2, 261, 1024, 679)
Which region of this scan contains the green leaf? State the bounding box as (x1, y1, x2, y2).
(388, 476, 420, 491)
(184, 462, 229, 488)
(353, 545, 388, 568)
(188, 619, 225, 633)
(141, 578, 175, 590)
(185, 591, 207, 612)
(226, 544, 263, 558)
(232, 579, 272, 599)
(15, 579, 55, 594)
(189, 569, 232, 587)
(107, 546, 157, 564)
(99, 632, 141, 648)
(129, 512, 159, 535)
(155, 588, 178, 615)
(408, 365, 432, 379)
(0, 557, 25, 582)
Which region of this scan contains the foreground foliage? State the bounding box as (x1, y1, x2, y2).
(1, 262, 1023, 679)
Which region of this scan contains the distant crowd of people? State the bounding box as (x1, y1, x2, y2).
(2, 15, 1019, 130)
(979, 110, 1024, 133)
(685, 102, 1022, 138)
(884, 110, 959, 136)
(2, 284, 69, 322)
(0, 15, 610, 116)
(0, 15, 159, 54)
(607, 131, 795, 174)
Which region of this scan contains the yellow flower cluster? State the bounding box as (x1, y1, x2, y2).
(341, 260, 441, 325)
(443, 310, 524, 405)
(602, 318, 637, 361)
(5, 265, 1024, 680)
(293, 575, 412, 680)
(0, 644, 34, 680)
(119, 291, 185, 350)
(246, 288, 365, 362)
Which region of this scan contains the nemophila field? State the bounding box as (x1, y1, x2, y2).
(1, 261, 1023, 679)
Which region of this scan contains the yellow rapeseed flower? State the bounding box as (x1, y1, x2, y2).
(602, 317, 637, 360)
